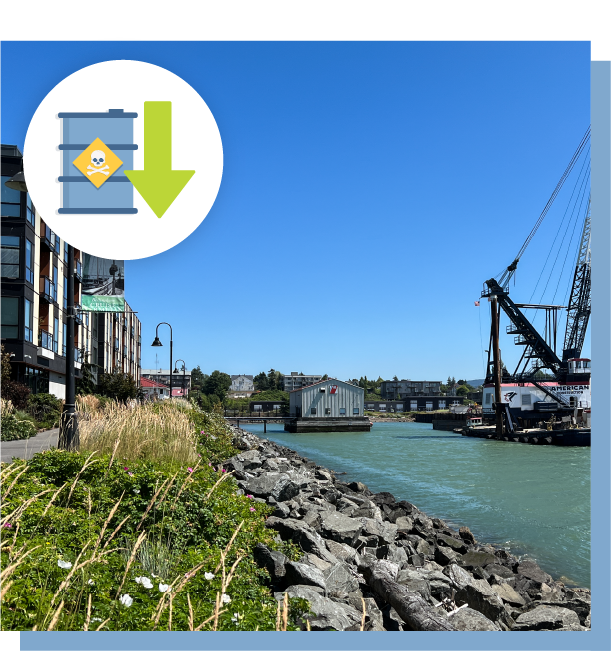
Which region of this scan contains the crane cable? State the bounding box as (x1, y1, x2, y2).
(498, 126, 591, 287)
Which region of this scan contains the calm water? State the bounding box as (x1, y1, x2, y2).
(242, 421, 590, 588)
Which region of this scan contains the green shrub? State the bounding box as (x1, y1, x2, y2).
(1, 412, 38, 441)
(1, 449, 309, 631)
(27, 393, 63, 429)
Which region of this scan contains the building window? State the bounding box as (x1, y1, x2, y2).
(1, 297, 19, 338)
(64, 241, 69, 263)
(25, 239, 33, 284)
(53, 317, 59, 353)
(485, 392, 492, 405)
(339, 407, 346, 415)
(438, 400, 446, 410)
(353, 408, 360, 415)
(53, 264, 58, 302)
(63, 276, 68, 309)
(521, 393, 531, 406)
(325, 407, 331, 415)
(1, 176, 21, 217)
(1, 236, 20, 278)
(63, 323, 67, 357)
(311, 407, 316, 415)
(24, 298, 33, 342)
(26, 194, 35, 226)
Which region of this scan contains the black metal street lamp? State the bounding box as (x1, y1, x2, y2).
(174, 359, 186, 399)
(4, 171, 77, 448)
(152, 323, 173, 399)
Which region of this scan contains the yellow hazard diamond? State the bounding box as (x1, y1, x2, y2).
(73, 138, 124, 188)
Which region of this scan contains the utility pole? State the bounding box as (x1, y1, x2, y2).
(490, 295, 504, 437)
(59, 244, 78, 449)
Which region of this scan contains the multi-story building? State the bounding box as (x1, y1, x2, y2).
(379, 379, 442, 400)
(1, 144, 141, 397)
(228, 374, 254, 398)
(283, 372, 322, 392)
(96, 302, 142, 383)
(141, 369, 191, 393)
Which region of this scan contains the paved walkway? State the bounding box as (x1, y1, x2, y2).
(1, 428, 59, 463)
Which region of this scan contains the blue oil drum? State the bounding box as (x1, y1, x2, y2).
(58, 109, 138, 214)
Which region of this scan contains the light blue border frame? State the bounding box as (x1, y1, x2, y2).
(15, 51, 611, 651)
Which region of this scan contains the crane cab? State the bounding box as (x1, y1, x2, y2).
(567, 358, 591, 375)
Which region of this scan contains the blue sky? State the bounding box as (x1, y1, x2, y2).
(1, 42, 590, 382)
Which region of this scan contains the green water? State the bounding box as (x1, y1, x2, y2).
(242, 421, 590, 588)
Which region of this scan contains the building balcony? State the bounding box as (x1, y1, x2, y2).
(123, 322, 127, 332)
(40, 276, 56, 304)
(40, 225, 56, 253)
(131, 327, 135, 337)
(74, 260, 82, 283)
(38, 330, 53, 351)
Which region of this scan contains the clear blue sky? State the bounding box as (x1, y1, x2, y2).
(2, 42, 590, 382)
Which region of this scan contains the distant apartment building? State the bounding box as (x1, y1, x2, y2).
(140, 377, 170, 400)
(1, 144, 142, 398)
(141, 369, 191, 393)
(96, 302, 142, 383)
(283, 372, 323, 392)
(229, 374, 254, 398)
(379, 379, 442, 400)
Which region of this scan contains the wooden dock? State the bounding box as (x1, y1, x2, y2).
(459, 426, 590, 447)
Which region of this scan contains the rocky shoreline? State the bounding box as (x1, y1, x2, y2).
(225, 426, 591, 632)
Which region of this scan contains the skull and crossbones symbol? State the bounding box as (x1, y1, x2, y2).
(87, 150, 109, 176)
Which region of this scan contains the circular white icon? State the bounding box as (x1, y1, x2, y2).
(24, 60, 223, 260)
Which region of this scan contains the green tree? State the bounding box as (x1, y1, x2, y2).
(321, 374, 328, 381)
(456, 385, 470, 397)
(98, 370, 139, 401)
(1, 344, 12, 386)
(393, 375, 399, 381)
(202, 370, 232, 402)
(267, 369, 278, 391)
(253, 371, 270, 392)
(76, 350, 97, 396)
(191, 365, 206, 390)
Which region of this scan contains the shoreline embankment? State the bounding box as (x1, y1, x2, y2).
(223, 425, 590, 632)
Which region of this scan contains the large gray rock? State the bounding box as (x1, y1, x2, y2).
(323, 561, 360, 595)
(459, 550, 498, 568)
(436, 534, 468, 553)
(396, 569, 432, 602)
(434, 546, 461, 566)
(359, 517, 398, 545)
(443, 563, 475, 590)
(284, 561, 327, 591)
(241, 472, 290, 499)
(513, 605, 581, 631)
(395, 516, 414, 531)
(450, 607, 502, 631)
(491, 582, 526, 607)
(320, 511, 363, 545)
(284, 585, 362, 631)
(515, 560, 553, 586)
(325, 540, 358, 564)
(252, 543, 287, 584)
(265, 517, 338, 564)
(456, 578, 506, 622)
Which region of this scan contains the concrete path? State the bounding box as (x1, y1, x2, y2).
(1, 428, 59, 463)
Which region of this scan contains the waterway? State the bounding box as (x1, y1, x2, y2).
(241, 421, 590, 588)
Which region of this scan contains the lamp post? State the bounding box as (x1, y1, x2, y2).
(5, 171, 78, 448)
(174, 359, 186, 399)
(152, 323, 173, 400)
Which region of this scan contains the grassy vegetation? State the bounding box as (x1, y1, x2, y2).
(1, 399, 38, 442)
(1, 400, 309, 631)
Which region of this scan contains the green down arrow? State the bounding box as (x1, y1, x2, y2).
(125, 101, 195, 218)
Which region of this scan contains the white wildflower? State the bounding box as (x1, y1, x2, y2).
(87, 579, 95, 585)
(91, 617, 102, 622)
(119, 594, 133, 607)
(204, 572, 215, 581)
(135, 576, 153, 589)
(133, 489, 140, 494)
(231, 612, 242, 622)
(221, 593, 231, 604)
(151, 573, 158, 578)
(159, 583, 171, 593)
(57, 560, 72, 569)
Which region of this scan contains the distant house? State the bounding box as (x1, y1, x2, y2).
(141, 377, 170, 400)
(228, 374, 255, 398)
(380, 380, 442, 399)
(283, 372, 323, 392)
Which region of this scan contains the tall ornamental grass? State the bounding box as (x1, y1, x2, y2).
(78, 400, 198, 465)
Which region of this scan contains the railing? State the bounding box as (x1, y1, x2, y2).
(131, 327, 135, 337)
(38, 330, 53, 351)
(40, 276, 56, 303)
(41, 225, 56, 252)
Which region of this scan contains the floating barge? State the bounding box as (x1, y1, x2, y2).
(284, 417, 372, 433)
(459, 424, 590, 447)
